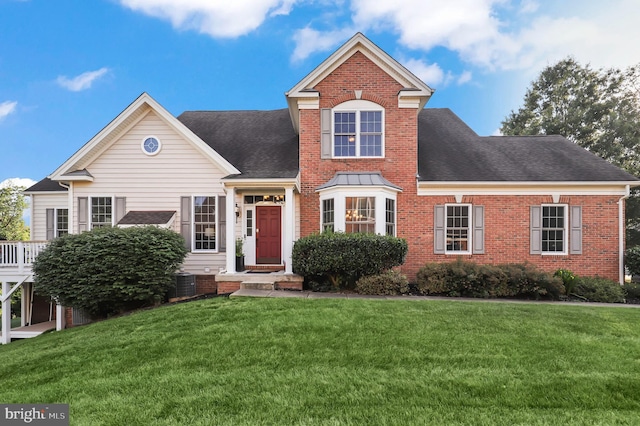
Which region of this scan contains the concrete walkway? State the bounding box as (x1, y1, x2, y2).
(230, 288, 640, 308)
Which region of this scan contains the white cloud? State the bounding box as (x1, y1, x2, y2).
(291, 27, 354, 62)
(57, 68, 109, 92)
(293, 0, 640, 75)
(119, 0, 297, 38)
(0, 178, 37, 189)
(0, 101, 17, 120)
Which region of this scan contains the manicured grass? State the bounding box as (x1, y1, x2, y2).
(0, 297, 639, 425)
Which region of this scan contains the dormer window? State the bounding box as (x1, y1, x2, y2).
(333, 100, 384, 158)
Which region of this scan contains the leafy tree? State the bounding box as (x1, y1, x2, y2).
(33, 226, 188, 318)
(0, 181, 29, 240)
(501, 57, 640, 245)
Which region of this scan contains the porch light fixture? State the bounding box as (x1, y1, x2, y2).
(235, 203, 241, 223)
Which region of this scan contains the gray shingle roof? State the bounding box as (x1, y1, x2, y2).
(117, 211, 176, 226)
(177, 109, 299, 179)
(417, 108, 639, 182)
(24, 178, 67, 193)
(316, 172, 402, 191)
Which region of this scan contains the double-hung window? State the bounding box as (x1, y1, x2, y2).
(194, 196, 217, 251)
(434, 204, 484, 254)
(333, 100, 384, 158)
(446, 204, 470, 253)
(542, 205, 565, 253)
(91, 197, 112, 229)
(531, 204, 581, 255)
(56, 209, 69, 237)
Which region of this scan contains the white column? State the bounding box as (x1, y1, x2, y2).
(225, 187, 237, 274)
(1, 281, 11, 344)
(56, 304, 65, 331)
(284, 187, 295, 274)
(21, 282, 29, 327)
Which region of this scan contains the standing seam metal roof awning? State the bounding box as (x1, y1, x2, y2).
(316, 172, 402, 191)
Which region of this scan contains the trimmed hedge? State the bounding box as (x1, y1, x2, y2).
(292, 232, 408, 289)
(33, 226, 187, 318)
(416, 260, 564, 300)
(573, 277, 625, 303)
(355, 270, 410, 295)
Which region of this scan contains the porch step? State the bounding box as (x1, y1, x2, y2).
(241, 282, 275, 291)
(245, 265, 284, 273)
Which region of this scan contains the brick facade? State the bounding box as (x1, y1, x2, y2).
(194, 274, 218, 295)
(297, 51, 624, 283)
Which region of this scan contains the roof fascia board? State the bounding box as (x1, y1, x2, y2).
(223, 178, 300, 192)
(417, 181, 639, 197)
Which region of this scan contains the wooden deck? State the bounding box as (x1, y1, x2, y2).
(0, 241, 48, 279)
(0, 320, 56, 339)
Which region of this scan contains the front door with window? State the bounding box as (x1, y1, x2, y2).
(256, 206, 281, 264)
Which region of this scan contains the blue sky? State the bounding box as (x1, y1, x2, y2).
(2, 0, 640, 188)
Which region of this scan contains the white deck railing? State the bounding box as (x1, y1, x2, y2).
(0, 241, 48, 273)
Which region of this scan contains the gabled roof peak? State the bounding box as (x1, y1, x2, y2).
(285, 33, 434, 132)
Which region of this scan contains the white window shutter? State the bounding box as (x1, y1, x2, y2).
(321, 108, 332, 159)
(530, 206, 542, 255)
(570, 206, 582, 254)
(472, 206, 485, 254)
(434, 205, 445, 254)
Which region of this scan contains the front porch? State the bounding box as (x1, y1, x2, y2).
(0, 241, 65, 344)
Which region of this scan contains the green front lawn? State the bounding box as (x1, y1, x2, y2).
(0, 297, 639, 425)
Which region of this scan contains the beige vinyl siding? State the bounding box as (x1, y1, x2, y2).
(29, 193, 68, 241)
(71, 110, 228, 274)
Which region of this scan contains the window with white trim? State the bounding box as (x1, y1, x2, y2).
(322, 198, 334, 232)
(345, 197, 375, 233)
(91, 197, 112, 229)
(333, 100, 384, 158)
(542, 205, 566, 254)
(320, 191, 397, 236)
(56, 209, 68, 237)
(385, 198, 396, 236)
(194, 196, 217, 251)
(446, 204, 470, 253)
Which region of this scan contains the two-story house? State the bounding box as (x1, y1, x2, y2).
(6, 33, 637, 336)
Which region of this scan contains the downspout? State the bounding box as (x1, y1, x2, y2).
(619, 185, 631, 284)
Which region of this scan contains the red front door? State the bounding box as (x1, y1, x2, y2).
(256, 206, 281, 264)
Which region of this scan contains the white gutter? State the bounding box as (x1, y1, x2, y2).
(619, 185, 631, 284)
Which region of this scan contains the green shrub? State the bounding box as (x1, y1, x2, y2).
(416, 261, 564, 300)
(33, 226, 188, 318)
(292, 232, 408, 289)
(355, 270, 410, 295)
(625, 246, 640, 277)
(554, 268, 577, 295)
(573, 277, 625, 303)
(415, 262, 455, 295)
(502, 264, 565, 300)
(624, 281, 640, 300)
(416, 260, 509, 298)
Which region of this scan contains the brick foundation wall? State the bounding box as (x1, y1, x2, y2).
(217, 281, 241, 294)
(195, 275, 218, 295)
